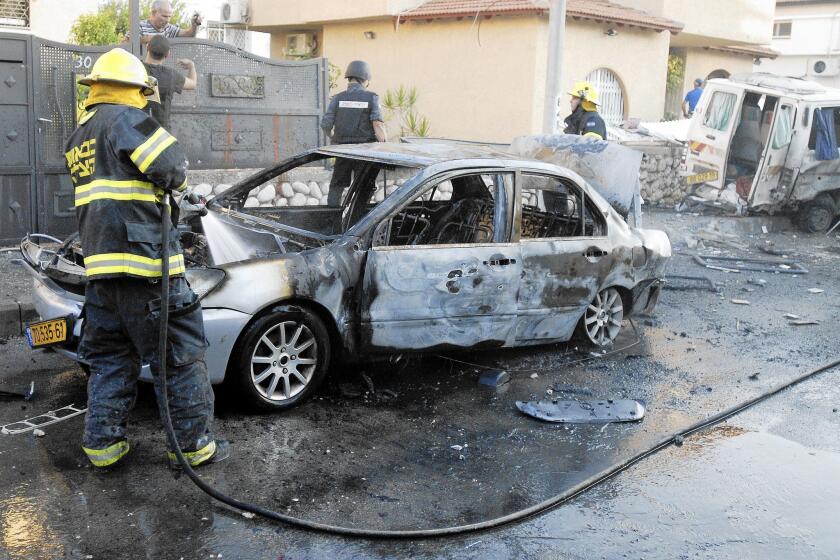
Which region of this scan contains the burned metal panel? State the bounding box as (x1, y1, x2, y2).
(360, 245, 522, 350)
(508, 134, 644, 221)
(516, 237, 613, 341)
(790, 153, 840, 203)
(0, 34, 36, 244)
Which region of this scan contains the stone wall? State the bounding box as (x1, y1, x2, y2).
(621, 142, 686, 208)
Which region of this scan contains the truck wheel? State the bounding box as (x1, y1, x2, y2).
(229, 305, 331, 412)
(797, 194, 836, 233)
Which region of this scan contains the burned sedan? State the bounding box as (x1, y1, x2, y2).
(19, 142, 670, 411)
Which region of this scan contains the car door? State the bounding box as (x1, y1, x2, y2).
(359, 170, 521, 351)
(748, 99, 797, 208)
(685, 84, 744, 190)
(514, 172, 613, 343)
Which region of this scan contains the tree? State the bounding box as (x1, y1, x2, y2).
(69, 0, 189, 46)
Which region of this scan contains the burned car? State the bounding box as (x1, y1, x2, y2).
(19, 142, 670, 411)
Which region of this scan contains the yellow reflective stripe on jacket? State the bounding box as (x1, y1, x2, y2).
(583, 131, 604, 140)
(82, 440, 130, 467)
(84, 253, 186, 278)
(78, 109, 97, 125)
(130, 127, 177, 173)
(75, 179, 163, 207)
(167, 440, 216, 466)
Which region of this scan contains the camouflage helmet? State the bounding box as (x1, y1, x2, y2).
(344, 60, 372, 82)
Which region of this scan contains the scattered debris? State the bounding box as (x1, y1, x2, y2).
(807, 288, 824, 294)
(529, 373, 539, 379)
(450, 445, 463, 451)
(479, 370, 510, 388)
(1, 404, 87, 435)
(789, 319, 820, 326)
(338, 383, 362, 399)
(783, 313, 800, 320)
(380, 389, 399, 399)
(359, 372, 376, 394)
(730, 299, 750, 305)
(0, 381, 34, 401)
(673, 435, 685, 446)
(748, 372, 760, 380)
(515, 399, 645, 424)
(664, 274, 719, 292)
(695, 229, 749, 251)
(32, 429, 45, 437)
(241, 512, 255, 519)
(694, 254, 808, 275)
(747, 278, 767, 287)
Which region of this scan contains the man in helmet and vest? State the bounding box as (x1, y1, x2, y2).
(563, 81, 607, 140)
(65, 48, 227, 470)
(321, 60, 387, 207)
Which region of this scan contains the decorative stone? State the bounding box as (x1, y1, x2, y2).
(306, 197, 320, 206)
(244, 197, 259, 208)
(290, 193, 307, 206)
(214, 183, 232, 195)
(257, 184, 276, 203)
(309, 182, 323, 199)
(278, 198, 289, 206)
(280, 182, 294, 198)
(320, 195, 328, 205)
(292, 181, 310, 195)
(192, 183, 213, 197)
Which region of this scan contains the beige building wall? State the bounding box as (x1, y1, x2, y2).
(250, 0, 423, 28)
(683, 48, 755, 86)
(559, 21, 671, 123)
(317, 15, 549, 143)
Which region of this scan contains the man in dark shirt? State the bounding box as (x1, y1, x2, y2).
(143, 35, 196, 129)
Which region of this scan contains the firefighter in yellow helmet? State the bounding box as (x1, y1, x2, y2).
(66, 48, 228, 469)
(563, 81, 607, 140)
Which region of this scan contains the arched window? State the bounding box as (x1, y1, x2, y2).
(706, 69, 731, 80)
(585, 68, 626, 126)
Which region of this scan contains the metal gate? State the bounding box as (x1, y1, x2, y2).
(585, 67, 626, 127)
(0, 33, 327, 244)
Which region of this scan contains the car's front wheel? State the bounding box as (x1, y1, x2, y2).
(230, 306, 330, 412)
(579, 287, 624, 346)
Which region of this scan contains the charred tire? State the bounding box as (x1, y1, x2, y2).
(797, 194, 836, 233)
(577, 287, 624, 347)
(230, 306, 331, 412)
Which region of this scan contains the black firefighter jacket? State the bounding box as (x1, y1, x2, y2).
(64, 103, 188, 280)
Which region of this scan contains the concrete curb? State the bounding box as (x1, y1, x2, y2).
(0, 301, 37, 339)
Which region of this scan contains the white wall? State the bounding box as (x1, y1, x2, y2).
(759, 3, 840, 89)
(0, 0, 101, 42)
(184, 0, 271, 57)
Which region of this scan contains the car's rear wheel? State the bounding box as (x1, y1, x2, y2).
(579, 287, 624, 346)
(230, 306, 330, 412)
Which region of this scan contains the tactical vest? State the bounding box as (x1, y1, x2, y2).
(332, 87, 377, 144)
(65, 103, 188, 280)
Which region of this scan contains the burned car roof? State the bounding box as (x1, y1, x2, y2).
(315, 142, 535, 167)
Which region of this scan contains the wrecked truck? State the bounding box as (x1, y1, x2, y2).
(684, 72, 840, 232)
(19, 142, 670, 411)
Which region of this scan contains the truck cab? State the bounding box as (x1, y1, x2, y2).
(684, 73, 840, 232)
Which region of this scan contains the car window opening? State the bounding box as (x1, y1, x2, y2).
(724, 92, 781, 200)
(520, 174, 605, 238)
(373, 173, 509, 247)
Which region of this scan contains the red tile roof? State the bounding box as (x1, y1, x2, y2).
(398, 0, 684, 33)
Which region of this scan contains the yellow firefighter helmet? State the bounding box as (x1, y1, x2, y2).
(568, 81, 600, 105)
(78, 48, 156, 95)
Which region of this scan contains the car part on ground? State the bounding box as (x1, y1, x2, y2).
(515, 398, 645, 423)
(692, 254, 807, 274)
(797, 193, 836, 233)
(0, 381, 34, 401)
(663, 274, 719, 292)
(1, 403, 87, 435)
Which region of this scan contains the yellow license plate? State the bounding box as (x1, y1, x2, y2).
(685, 170, 718, 185)
(26, 317, 69, 348)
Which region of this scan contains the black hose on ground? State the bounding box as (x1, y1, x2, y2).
(156, 197, 840, 538)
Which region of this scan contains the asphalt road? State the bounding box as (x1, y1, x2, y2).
(1, 211, 839, 559)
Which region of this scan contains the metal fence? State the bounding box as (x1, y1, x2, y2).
(0, 33, 327, 243)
